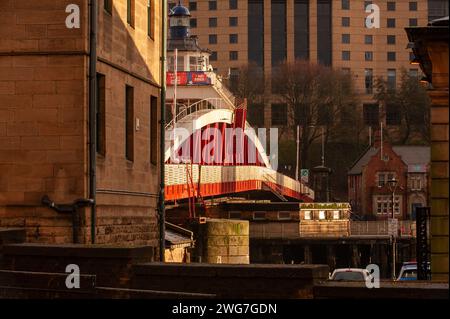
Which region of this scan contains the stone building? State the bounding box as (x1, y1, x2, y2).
(406, 16, 449, 281)
(0, 0, 163, 251)
(348, 136, 430, 220)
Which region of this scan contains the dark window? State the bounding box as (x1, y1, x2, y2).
(125, 85, 134, 161)
(249, 0, 264, 67)
(294, 0, 309, 60)
(148, 0, 154, 39)
(387, 1, 396, 11)
(96, 74, 106, 155)
(428, 0, 449, 21)
(341, 0, 349, 10)
(229, 17, 238, 26)
(409, 18, 418, 26)
(271, 103, 287, 126)
(409, 2, 417, 11)
(342, 34, 350, 44)
(209, 17, 217, 27)
(210, 51, 218, 61)
(387, 35, 396, 44)
(189, 1, 197, 11)
(386, 103, 401, 125)
(209, 1, 217, 10)
(229, 34, 238, 43)
(150, 95, 158, 165)
(387, 18, 396, 28)
(387, 52, 396, 61)
(190, 18, 197, 28)
(229, 51, 238, 60)
(365, 51, 373, 61)
(342, 51, 350, 60)
(342, 17, 350, 27)
(365, 69, 373, 94)
(230, 0, 238, 9)
(209, 34, 217, 44)
(127, 0, 135, 27)
(248, 103, 265, 127)
(387, 69, 396, 91)
(104, 0, 112, 14)
(365, 35, 373, 44)
(271, 0, 287, 67)
(363, 103, 379, 126)
(317, 0, 332, 66)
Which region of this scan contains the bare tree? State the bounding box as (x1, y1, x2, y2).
(272, 59, 360, 175)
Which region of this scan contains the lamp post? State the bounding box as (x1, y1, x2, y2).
(387, 177, 399, 280)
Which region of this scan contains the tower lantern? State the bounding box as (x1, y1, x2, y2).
(169, 1, 191, 40)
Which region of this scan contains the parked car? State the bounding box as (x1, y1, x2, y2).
(329, 268, 371, 281)
(396, 261, 430, 281)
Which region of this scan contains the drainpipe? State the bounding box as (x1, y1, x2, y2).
(89, 0, 98, 244)
(158, 0, 168, 261)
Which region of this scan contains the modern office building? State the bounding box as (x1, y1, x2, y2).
(0, 0, 163, 250)
(169, 0, 449, 129)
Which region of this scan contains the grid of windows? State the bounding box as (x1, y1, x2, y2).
(387, 69, 397, 90)
(409, 18, 418, 26)
(210, 51, 218, 61)
(376, 196, 401, 215)
(104, 0, 112, 14)
(271, 103, 288, 125)
(189, 1, 197, 11)
(409, 2, 417, 11)
(387, 1, 396, 11)
(190, 18, 197, 28)
(125, 85, 134, 161)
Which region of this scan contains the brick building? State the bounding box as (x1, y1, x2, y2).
(348, 135, 430, 220)
(0, 0, 163, 249)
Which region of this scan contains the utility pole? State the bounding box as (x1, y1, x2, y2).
(296, 125, 300, 181)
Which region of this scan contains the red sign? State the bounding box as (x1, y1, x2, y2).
(166, 72, 188, 86)
(166, 72, 211, 86)
(191, 72, 209, 84)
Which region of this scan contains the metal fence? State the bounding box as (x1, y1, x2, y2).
(350, 220, 417, 237)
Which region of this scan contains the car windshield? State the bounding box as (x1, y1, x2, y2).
(333, 271, 365, 281)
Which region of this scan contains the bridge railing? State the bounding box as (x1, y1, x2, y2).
(349, 220, 418, 237)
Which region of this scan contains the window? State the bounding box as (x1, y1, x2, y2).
(365, 35, 373, 44)
(150, 95, 158, 165)
(147, 0, 154, 39)
(409, 69, 419, 77)
(342, 17, 350, 27)
(229, 34, 238, 44)
(229, 17, 238, 26)
(387, 35, 396, 44)
(317, 0, 332, 66)
(375, 195, 401, 215)
(229, 211, 241, 219)
(333, 210, 340, 220)
(189, 1, 197, 11)
(125, 85, 134, 161)
(210, 51, 217, 61)
(342, 34, 350, 44)
(410, 175, 422, 191)
(387, 1, 396, 11)
(409, 2, 417, 11)
(304, 210, 312, 220)
(272, 0, 287, 67)
(248, 0, 264, 67)
(271, 103, 287, 125)
(387, 69, 396, 91)
(248, 103, 265, 127)
(209, 34, 217, 44)
(409, 18, 418, 26)
(386, 103, 401, 125)
(96, 74, 106, 155)
(209, 17, 217, 27)
(365, 51, 373, 61)
(342, 51, 350, 61)
(278, 211, 291, 220)
(428, 0, 449, 21)
(342, 0, 350, 10)
(229, 0, 238, 9)
(319, 211, 326, 220)
(387, 18, 396, 28)
(253, 211, 266, 220)
(229, 51, 238, 60)
(365, 69, 373, 94)
(127, 0, 135, 27)
(209, 1, 217, 10)
(378, 172, 396, 187)
(387, 52, 396, 61)
(295, 0, 309, 60)
(190, 18, 197, 28)
(363, 103, 379, 126)
(104, 0, 112, 14)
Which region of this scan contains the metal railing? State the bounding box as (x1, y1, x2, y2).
(350, 220, 418, 237)
(165, 98, 228, 129)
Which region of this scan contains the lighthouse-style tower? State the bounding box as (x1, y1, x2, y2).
(167, 1, 211, 73)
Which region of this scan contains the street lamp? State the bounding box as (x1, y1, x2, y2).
(387, 177, 398, 280)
